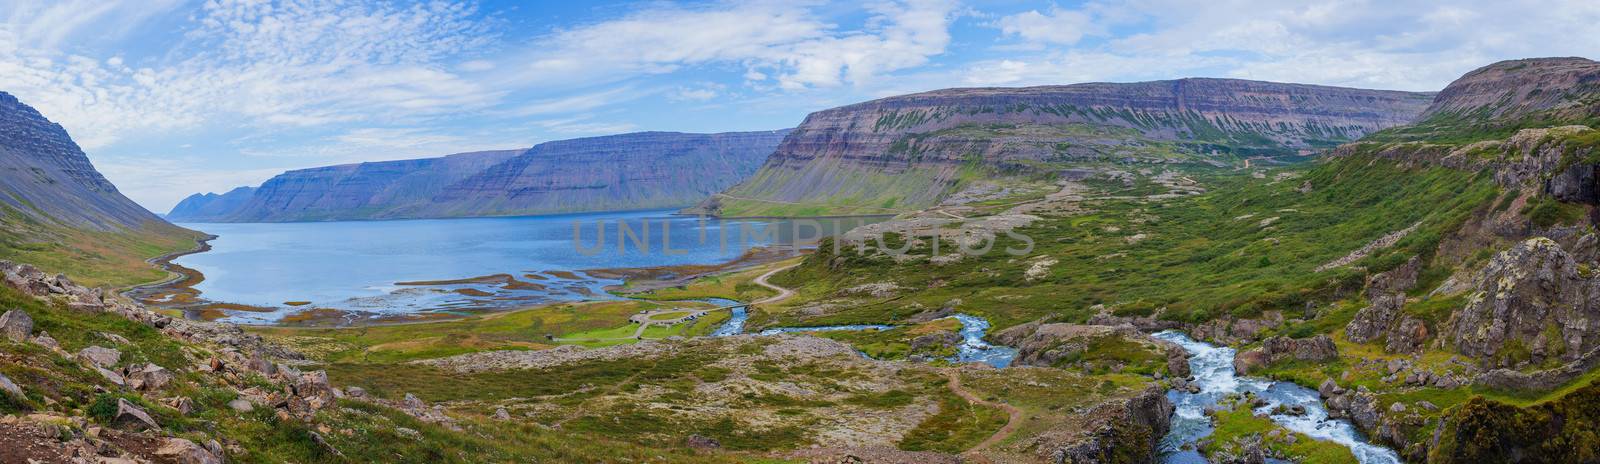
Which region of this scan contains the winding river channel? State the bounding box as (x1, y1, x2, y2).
(710, 297, 1393, 462)
(1154, 331, 1401, 464)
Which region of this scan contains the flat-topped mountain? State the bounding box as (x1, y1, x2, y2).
(168, 130, 789, 222)
(699, 78, 1434, 216)
(1420, 57, 1600, 121)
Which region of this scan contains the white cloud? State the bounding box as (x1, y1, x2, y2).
(963, 0, 1600, 91)
(504, 87, 641, 117)
(995, 7, 1102, 46)
(0, 0, 501, 149)
(512, 0, 960, 91)
(669, 83, 726, 102)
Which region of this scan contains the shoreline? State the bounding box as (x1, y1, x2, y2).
(139, 238, 806, 328)
(123, 233, 216, 293)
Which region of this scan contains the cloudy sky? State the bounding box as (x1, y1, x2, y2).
(3, 0, 1598, 211)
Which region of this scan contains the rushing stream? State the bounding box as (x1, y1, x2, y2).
(1153, 331, 1400, 464)
(715, 309, 1018, 367)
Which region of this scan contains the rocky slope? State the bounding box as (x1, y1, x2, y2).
(169, 130, 788, 222)
(701, 78, 1434, 216)
(0, 92, 171, 230)
(0, 92, 201, 286)
(1419, 57, 1600, 122)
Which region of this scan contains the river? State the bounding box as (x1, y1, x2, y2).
(725, 312, 1018, 368)
(1153, 331, 1401, 464)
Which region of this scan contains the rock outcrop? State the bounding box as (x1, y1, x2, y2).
(1047, 386, 1174, 464)
(1445, 238, 1600, 367)
(1232, 335, 1339, 375)
(169, 130, 789, 222)
(1344, 256, 1427, 352)
(703, 78, 1432, 215)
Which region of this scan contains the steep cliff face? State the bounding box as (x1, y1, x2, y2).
(0, 92, 168, 230)
(706, 78, 1433, 216)
(170, 130, 787, 222)
(170, 149, 521, 222)
(430, 130, 787, 218)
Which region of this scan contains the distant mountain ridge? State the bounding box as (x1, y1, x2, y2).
(168, 130, 790, 222)
(698, 78, 1436, 216)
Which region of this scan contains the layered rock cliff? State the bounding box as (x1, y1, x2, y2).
(0, 92, 169, 230)
(168, 130, 788, 222)
(1419, 57, 1600, 122)
(703, 78, 1434, 216)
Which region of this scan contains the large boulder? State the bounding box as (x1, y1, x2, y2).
(1049, 386, 1174, 464)
(1345, 294, 1403, 344)
(286, 370, 336, 415)
(155, 437, 223, 464)
(112, 398, 160, 431)
(0, 309, 32, 342)
(0, 372, 22, 398)
(126, 363, 175, 391)
(1446, 238, 1600, 366)
(1233, 335, 1339, 375)
(78, 346, 121, 368)
(1384, 317, 1431, 353)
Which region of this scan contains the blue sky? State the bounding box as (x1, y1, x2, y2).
(2, 0, 1598, 211)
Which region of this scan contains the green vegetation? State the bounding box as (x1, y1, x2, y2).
(810, 318, 963, 360)
(252, 300, 668, 363)
(1432, 378, 1600, 463)
(1203, 399, 1358, 464)
(1052, 334, 1171, 375)
(765, 153, 1498, 330)
(0, 212, 205, 287)
(0, 282, 758, 463)
(896, 393, 1008, 453)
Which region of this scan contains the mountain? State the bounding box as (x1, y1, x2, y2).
(169, 149, 522, 222)
(0, 92, 201, 286)
(169, 130, 789, 222)
(1421, 57, 1600, 121)
(697, 78, 1435, 217)
(165, 186, 256, 222)
(0, 93, 170, 229)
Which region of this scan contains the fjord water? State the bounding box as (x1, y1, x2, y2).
(176, 210, 876, 322)
(1153, 331, 1400, 464)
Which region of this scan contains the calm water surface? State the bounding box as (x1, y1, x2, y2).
(177, 210, 876, 322)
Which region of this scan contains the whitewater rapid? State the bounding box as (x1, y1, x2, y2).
(1153, 331, 1400, 464)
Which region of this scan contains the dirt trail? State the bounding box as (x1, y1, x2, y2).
(751, 263, 800, 305)
(946, 370, 1023, 455)
(555, 262, 800, 342)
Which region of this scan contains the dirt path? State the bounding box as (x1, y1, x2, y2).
(555, 263, 800, 343)
(946, 370, 1023, 454)
(751, 263, 800, 305)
